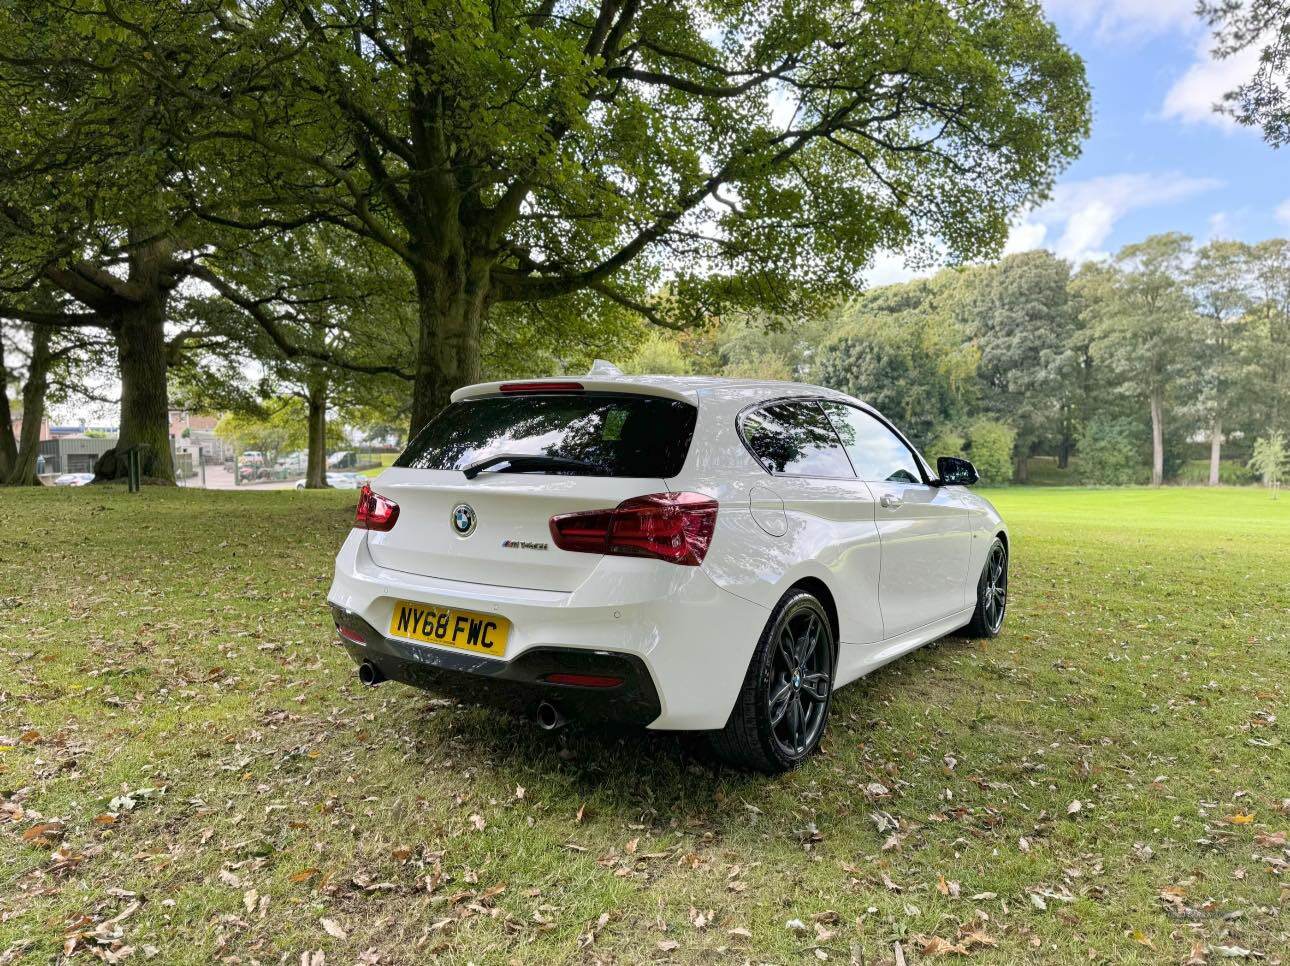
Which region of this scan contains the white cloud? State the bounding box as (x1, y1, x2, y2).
(1007, 172, 1222, 263)
(866, 172, 1220, 285)
(1003, 218, 1048, 255)
(1161, 40, 1263, 130)
(1207, 210, 1234, 239)
(863, 250, 934, 288)
(1043, 0, 1198, 41)
(1276, 198, 1290, 228)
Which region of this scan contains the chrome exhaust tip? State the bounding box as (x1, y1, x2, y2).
(357, 661, 385, 687)
(535, 701, 565, 731)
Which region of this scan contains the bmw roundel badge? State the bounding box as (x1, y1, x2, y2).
(451, 503, 477, 537)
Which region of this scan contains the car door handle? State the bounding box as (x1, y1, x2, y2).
(879, 494, 903, 509)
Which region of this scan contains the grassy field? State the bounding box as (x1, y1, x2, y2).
(2, 486, 1287, 965)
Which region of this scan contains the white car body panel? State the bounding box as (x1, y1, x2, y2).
(328, 373, 1008, 730)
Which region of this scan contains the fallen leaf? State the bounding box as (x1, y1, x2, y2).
(320, 918, 347, 940)
(917, 935, 969, 956)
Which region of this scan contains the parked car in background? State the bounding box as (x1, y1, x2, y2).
(53, 473, 96, 487)
(276, 451, 307, 474)
(241, 451, 266, 467)
(328, 371, 1008, 773)
(297, 472, 364, 490)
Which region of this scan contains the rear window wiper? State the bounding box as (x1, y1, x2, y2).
(460, 453, 607, 479)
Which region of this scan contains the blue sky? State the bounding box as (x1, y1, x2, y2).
(871, 0, 1288, 283)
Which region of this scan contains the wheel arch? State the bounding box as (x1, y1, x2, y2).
(787, 575, 840, 669)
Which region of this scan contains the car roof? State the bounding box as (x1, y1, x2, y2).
(452, 373, 859, 406)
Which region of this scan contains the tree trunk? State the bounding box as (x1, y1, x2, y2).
(1057, 405, 1072, 469)
(304, 374, 330, 489)
(7, 324, 51, 486)
(1208, 417, 1222, 487)
(98, 295, 175, 483)
(1149, 388, 1165, 487)
(408, 270, 487, 438)
(0, 328, 17, 480)
(1014, 452, 1029, 483)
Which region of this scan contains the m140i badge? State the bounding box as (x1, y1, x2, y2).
(501, 540, 549, 551)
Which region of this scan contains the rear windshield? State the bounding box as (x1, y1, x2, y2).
(395, 392, 698, 478)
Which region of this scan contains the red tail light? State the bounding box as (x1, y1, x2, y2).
(355, 483, 399, 531)
(549, 492, 718, 566)
(499, 381, 584, 394)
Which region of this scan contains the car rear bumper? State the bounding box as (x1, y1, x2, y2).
(330, 604, 662, 725)
(326, 531, 770, 729)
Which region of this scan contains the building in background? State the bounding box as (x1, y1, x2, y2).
(38, 436, 118, 475)
(169, 409, 230, 464)
(10, 410, 51, 444)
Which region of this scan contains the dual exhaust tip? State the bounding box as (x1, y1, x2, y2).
(355, 663, 566, 731)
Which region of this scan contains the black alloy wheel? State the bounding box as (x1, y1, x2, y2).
(964, 537, 1009, 638)
(709, 591, 835, 773)
(767, 604, 832, 757)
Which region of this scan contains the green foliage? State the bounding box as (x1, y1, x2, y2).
(1249, 432, 1288, 487)
(815, 271, 980, 448)
(964, 418, 1017, 485)
(621, 333, 691, 376)
(926, 426, 967, 461)
(968, 250, 1081, 457)
(1077, 417, 1147, 485)
(1200, 1, 1290, 147)
(1075, 234, 1204, 484)
(215, 398, 343, 467)
(102, 0, 1088, 427)
(1178, 459, 1259, 485)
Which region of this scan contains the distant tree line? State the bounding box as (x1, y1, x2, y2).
(629, 234, 1290, 486)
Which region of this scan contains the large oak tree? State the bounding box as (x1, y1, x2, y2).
(139, 0, 1090, 434)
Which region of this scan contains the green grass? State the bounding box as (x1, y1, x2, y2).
(359, 452, 400, 477)
(2, 486, 1288, 964)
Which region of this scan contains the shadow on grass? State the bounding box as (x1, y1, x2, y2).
(388, 631, 985, 828)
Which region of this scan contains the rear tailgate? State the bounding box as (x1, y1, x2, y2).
(365, 469, 670, 592)
(363, 387, 699, 593)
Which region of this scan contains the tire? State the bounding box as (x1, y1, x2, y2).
(707, 590, 835, 774)
(962, 537, 1008, 638)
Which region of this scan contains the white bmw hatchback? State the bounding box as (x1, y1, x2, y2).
(328, 370, 1009, 772)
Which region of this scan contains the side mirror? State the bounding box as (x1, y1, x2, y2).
(937, 456, 979, 486)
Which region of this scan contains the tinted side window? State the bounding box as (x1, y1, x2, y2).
(820, 402, 923, 484)
(740, 401, 854, 477)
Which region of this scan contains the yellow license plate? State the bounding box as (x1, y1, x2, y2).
(388, 600, 510, 657)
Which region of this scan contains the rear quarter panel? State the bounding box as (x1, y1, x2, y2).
(672, 387, 884, 648)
